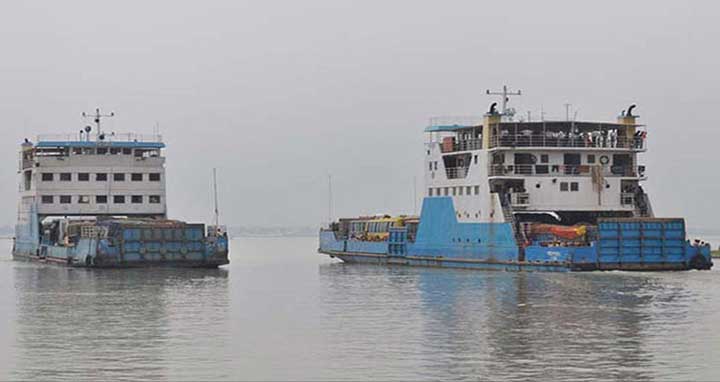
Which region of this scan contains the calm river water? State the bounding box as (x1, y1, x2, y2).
(0, 237, 719, 381)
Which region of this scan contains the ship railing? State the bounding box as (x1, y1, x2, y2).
(621, 193, 635, 206)
(489, 164, 646, 178)
(445, 166, 469, 179)
(510, 192, 530, 207)
(489, 135, 646, 150)
(37, 133, 163, 143)
(439, 139, 483, 153)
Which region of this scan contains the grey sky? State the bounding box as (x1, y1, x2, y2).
(1, 1, 718, 229)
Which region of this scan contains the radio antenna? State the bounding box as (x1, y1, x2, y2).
(82, 108, 114, 137)
(486, 85, 522, 116)
(213, 168, 220, 228)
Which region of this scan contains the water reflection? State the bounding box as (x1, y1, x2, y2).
(318, 263, 698, 381)
(11, 264, 229, 381)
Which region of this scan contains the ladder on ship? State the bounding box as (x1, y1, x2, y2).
(501, 196, 527, 261)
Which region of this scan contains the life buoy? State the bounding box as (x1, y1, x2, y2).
(599, 155, 610, 165)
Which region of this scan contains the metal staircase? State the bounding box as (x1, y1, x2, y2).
(500, 194, 527, 261)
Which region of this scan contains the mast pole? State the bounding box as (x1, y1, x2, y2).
(213, 168, 219, 228)
(327, 173, 333, 225)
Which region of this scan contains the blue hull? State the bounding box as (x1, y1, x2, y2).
(319, 197, 713, 272)
(14, 210, 229, 268)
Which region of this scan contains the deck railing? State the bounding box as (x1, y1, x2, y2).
(445, 167, 469, 179)
(489, 135, 646, 150)
(439, 139, 483, 153)
(37, 133, 163, 143)
(489, 164, 646, 178)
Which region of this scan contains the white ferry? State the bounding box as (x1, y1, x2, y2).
(13, 110, 229, 268)
(319, 88, 712, 271)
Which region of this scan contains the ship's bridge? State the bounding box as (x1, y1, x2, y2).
(425, 117, 647, 154)
(18, 132, 168, 218)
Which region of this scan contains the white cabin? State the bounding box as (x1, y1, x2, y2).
(424, 108, 650, 226)
(18, 132, 167, 218)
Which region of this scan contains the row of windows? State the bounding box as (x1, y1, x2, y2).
(40, 195, 162, 204)
(560, 182, 580, 192)
(428, 186, 481, 197)
(41, 172, 161, 182)
(493, 153, 609, 165)
(53, 147, 160, 157)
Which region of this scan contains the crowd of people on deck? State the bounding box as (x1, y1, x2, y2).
(494, 128, 647, 149)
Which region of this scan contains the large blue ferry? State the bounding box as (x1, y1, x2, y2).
(13, 109, 229, 268)
(319, 88, 712, 271)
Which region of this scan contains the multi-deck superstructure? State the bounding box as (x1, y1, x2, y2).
(319, 89, 712, 271)
(13, 110, 229, 267)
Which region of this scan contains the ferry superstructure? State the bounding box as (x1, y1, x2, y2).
(13, 110, 229, 268)
(319, 89, 712, 271)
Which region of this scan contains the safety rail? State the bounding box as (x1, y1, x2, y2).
(489, 164, 646, 178)
(621, 193, 635, 206)
(489, 134, 646, 150)
(445, 167, 469, 179)
(439, 139, 482, 153)
(511, 192, 530, 207)
(37, 133, 163, 143)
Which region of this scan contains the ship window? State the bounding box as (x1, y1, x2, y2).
(78, 173, 90, 181)
(60, 173, 71, 181)
(73, 147, 82, 155)
(60, 195, 72, 204)
(113, 195, 126, 204)
(97, 147, 108, 155)
(587, 155, 596, 164)
(41, 195, 53, 204)
(429, 162, 432, 171)
(131, 173, 143, 181)
(96, 173, 107, 181)
(444, 187, 449, 196)
(434, 162, 438, 170)
(149, 195, 161, 204)
(110, 148, 121, 155)
(459, 187, 464, 196)
(571, 182, 579, 192)
(122, 148, 133, 155)
(131, 195, 143, 204)
(452, 187, 457, 196)
(428, 188, 433, 196)
(474, 186, 480, 195)
(96, 195, 108, 204)
(114, 173, 125, 181)
(149, 173, 161, 182)
(474, 155, 478, 165)
(83, 148, 95, 155)
(560, 182, 569, 192)
(78, 195, 91, 204)
(540, 154, 549, 163)
(41, 173, 54, 181)
(466, 186, 472, 195)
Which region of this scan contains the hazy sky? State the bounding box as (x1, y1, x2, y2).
(1, 1, 718, 230)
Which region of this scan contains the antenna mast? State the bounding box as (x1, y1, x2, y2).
(82, 108, 115, 137)
(328, 173, 334, 225)
(213, 168, 220, 228)
(486, 85, 522, 117)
